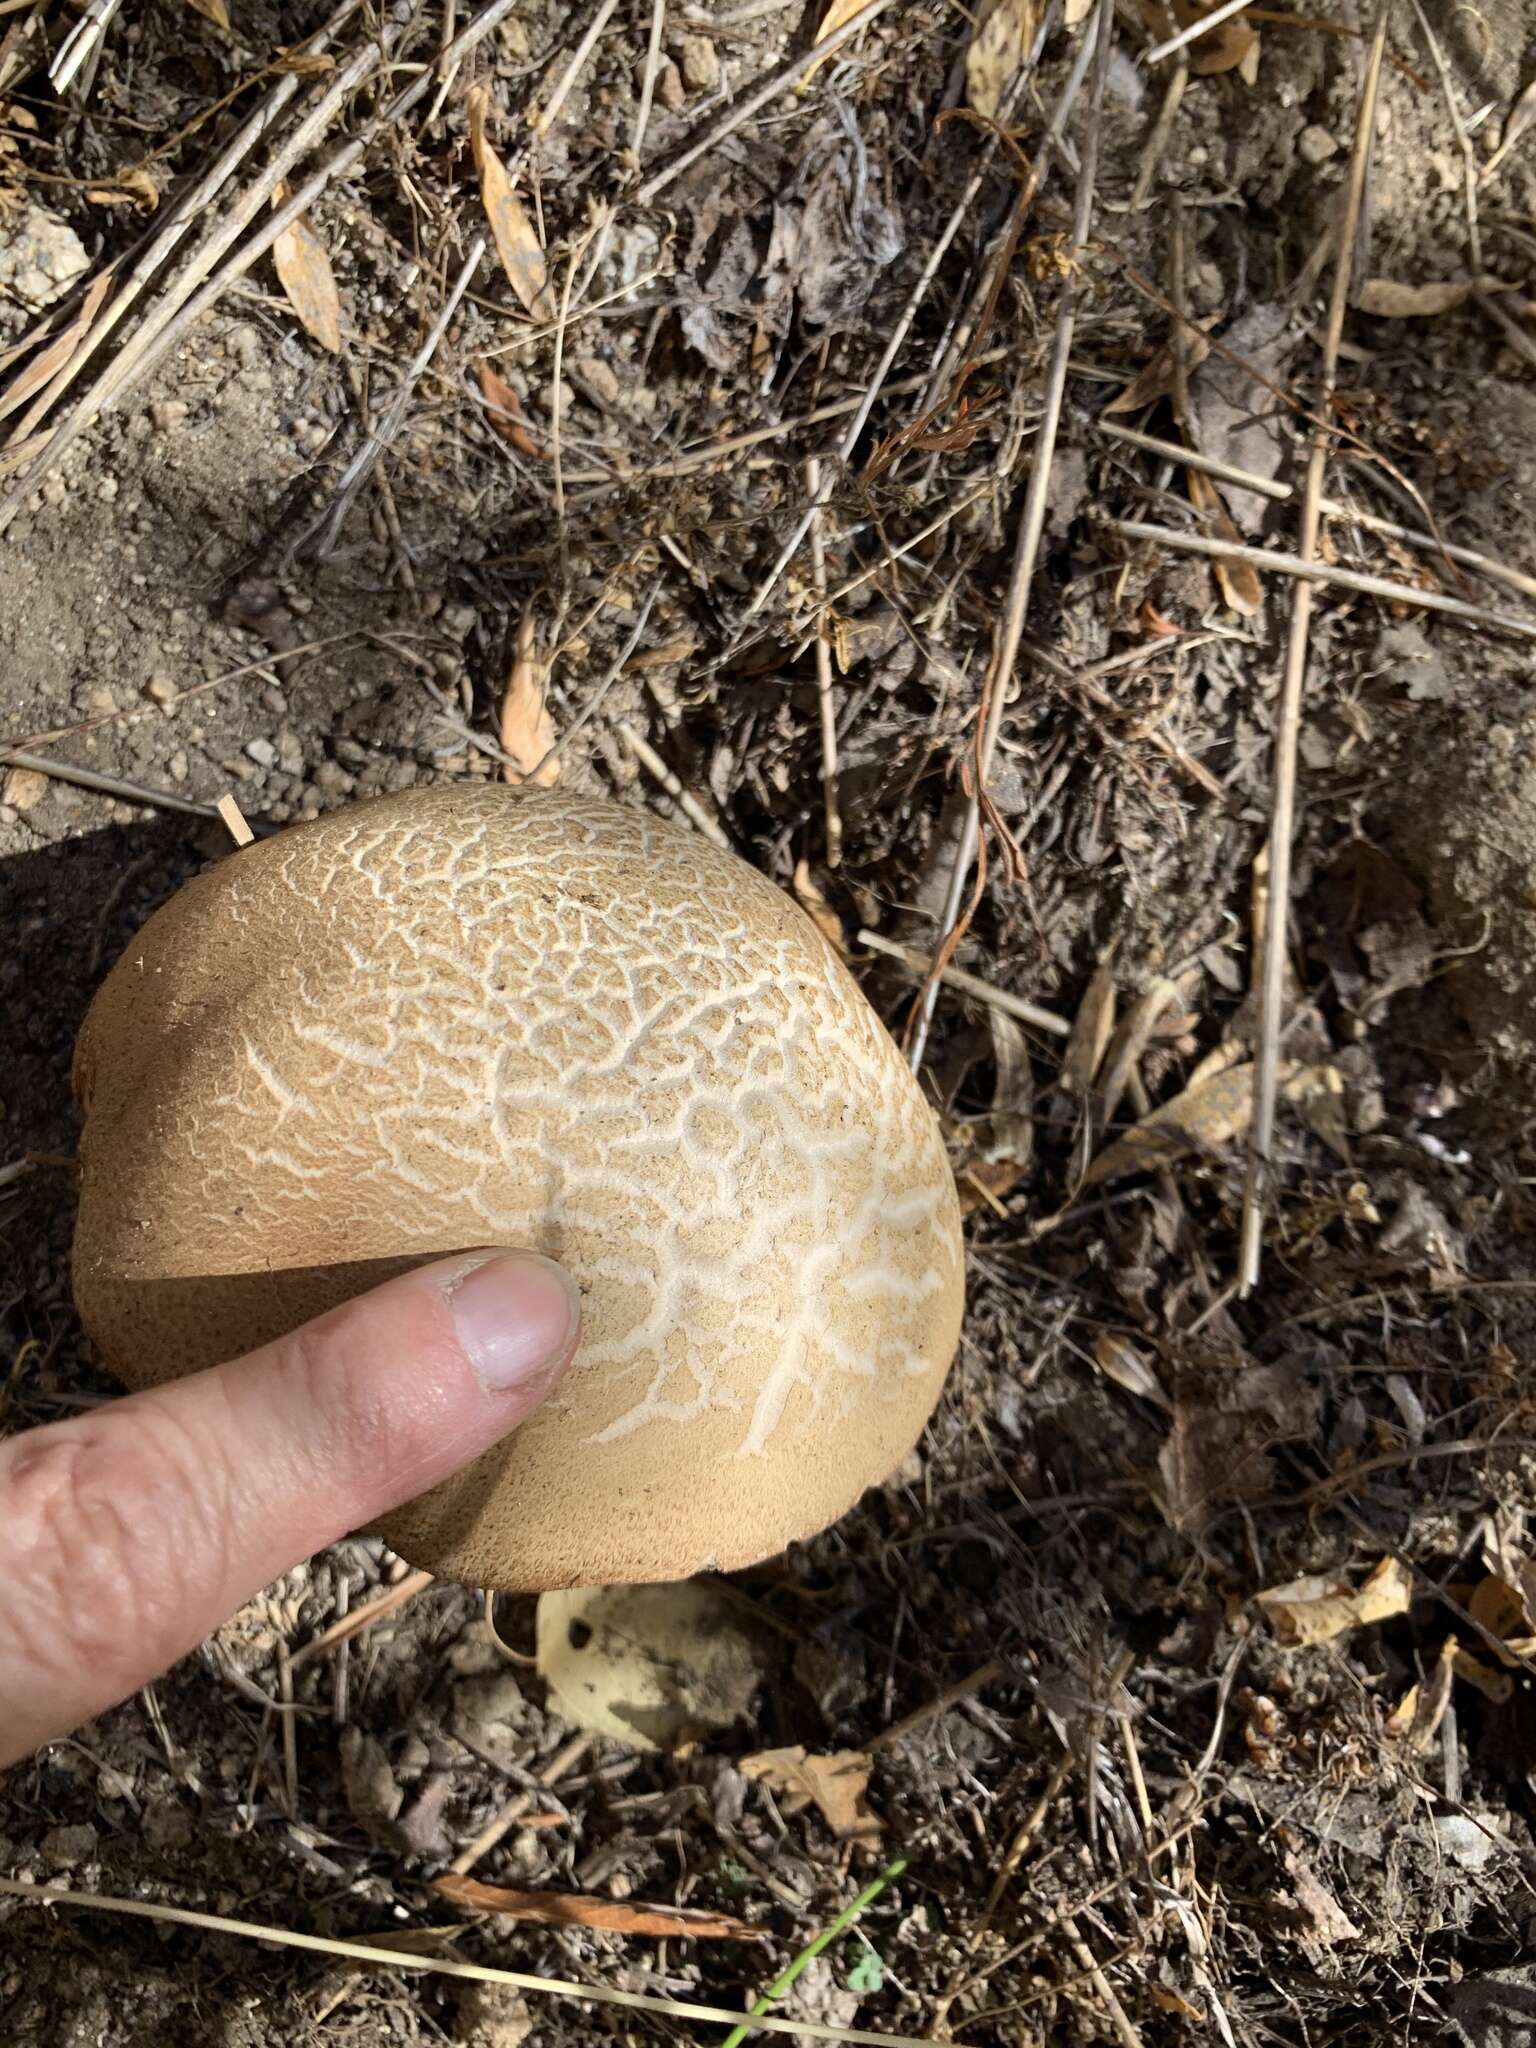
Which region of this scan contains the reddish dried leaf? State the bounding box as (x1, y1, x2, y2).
(477, 358, 540, 457)
(1187, 468, 1261, 614)
(499, 611, 560, 786)
(433, 1873, 765, 1940)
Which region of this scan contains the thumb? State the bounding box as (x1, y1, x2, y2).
(0, 1250, 579, 1769)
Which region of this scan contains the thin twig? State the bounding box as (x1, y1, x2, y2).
(634, 0, 895, 205)
(1238, 0, 1390, 1296)
(1107, 517, 1536, 638)
(1, 745, 219, 819)
(290, 1567, 434, 1669)
(616, 721, 731, 847)
(0, 1881, 944, 2047)
(857, 930, 1069, 1038)
(1144, 0, 1250, 63)
(450, 1729, 595, 1875)
(301, 237, 486, 561)
(908, 0, 1115, 1074)
(1097, 417, 1536, 602)
(804, 457, 844, 867)
(630, 0, 667, 164)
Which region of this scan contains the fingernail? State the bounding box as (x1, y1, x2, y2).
(447, 1252, 581, 1396)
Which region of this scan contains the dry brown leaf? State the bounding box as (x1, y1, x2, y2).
(1452, 1645, 1515, 1703)
(1103, 328, 1213, 416)
(271, 181, 341, 353)
(1094, 1332, 1168, 1407)
(1158, 0, 1258, 75)
(1485, 76, 1536, 178)
(1467, 1572, 1536, 1664)
(740, 1747, 881, 1843)
(1187, 467, 1261, 615)
(966, 0, 1041, 120)
(1257, 1555, 1412, 1648)
(1060, 953, 1116, 1096)
(1084, 1059, 1340, 1186)
(792, 858, 846, 955)
(803, 0, 874, 86)
(468, 86, 553, 320)
(0, 268, 111, 424)
(1282, 1847, 1360, 1947)
(1385, 1636, 1455, 1749)
(185, 0, 230, 25)
(477, 358, 540, 458)
(433, 1873, 766, 1941)
(499, 611, 559, 786)
(1357, 277, 1483, 318)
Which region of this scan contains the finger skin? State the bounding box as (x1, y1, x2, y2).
(0, 1251, 577, 1768)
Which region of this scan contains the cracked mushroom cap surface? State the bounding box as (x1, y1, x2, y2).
(71, 785, 966, 1588)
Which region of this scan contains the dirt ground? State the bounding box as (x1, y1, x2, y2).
(5, 0, 1536, 2041)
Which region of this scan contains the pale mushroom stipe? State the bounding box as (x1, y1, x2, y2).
(71, 786, 966, 1589)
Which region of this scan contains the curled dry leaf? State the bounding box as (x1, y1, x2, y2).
(271, 180, 342, 353)
(1256, 1555, 1412, 1648)
(1084, 1059, 1342, 1186)
(1384, 1635, 1455, 1750)
(1103, 329, 1212, 416)
(468, 85, 553, 321)
(740, 1746, 882, 1843)
(1060, 953, 1117, 1097)
(1159, 0, 1259, 76)
(499, 612, 560, 787)
(477, 358, 540, 458)
(535, 1581, 762, 1751)
(1187, 468, 1261, 615)
(1094, 1332, 1168, 1406)
(1357, 276, 1512, 318)
(433, 1873, 766, 1941)
(966, 0, 1041, 121)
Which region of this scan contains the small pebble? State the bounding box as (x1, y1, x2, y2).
(3, 766, 49, 811)
(145, 674, 178, 707)
(245, 737, 278, 769)
(167, 749, 189, 784)
(679, 32, 719, 91)
(656, 57, 685, 112)
(438, 602, 478, 640)
(40, 1823, 98, 1870)
(1298, 124, 1338, 165)
(150, 399, 189, 432)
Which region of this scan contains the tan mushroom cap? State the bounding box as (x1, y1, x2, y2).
(71, 785, 965, 1589)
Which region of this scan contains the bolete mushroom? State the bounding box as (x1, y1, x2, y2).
(72, 785, 965, 1589)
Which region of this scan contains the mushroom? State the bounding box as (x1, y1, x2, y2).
(71, 785, 965, 1589)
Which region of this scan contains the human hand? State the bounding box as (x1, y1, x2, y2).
(0, 1250, 579, 1770)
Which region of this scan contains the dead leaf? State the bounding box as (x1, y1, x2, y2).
(1103, 329, 1212, 415)
(85, 165, 159, 211)
(1153, 0, 1258, 75)
(1157, 1395, 1278, 1531)
(1484, 77, 1536, 178)
(1281, 1847, 1360, 1947)
(433, 1873, 766, 1941)
(271, 181, 341, 353)
(1094, 1332, 1168, 1407)
(1452, 1646, 1515, 1703)
(1257, 1555, 1412, 1648)
(1356, 277, 1505, 319)
(1060, 953, 1116, 1096)
(803, 0, 874, 86)
(1097, 976, 1180, 1126)
(498, 612, 559, 787)
(0, 267, 111, 424)
(477, 358, 540, 457)
(1467, 1573, 1536, 1665)
(1187, 467, 1261, 614)
(793, 858, 846, 954)
(468, 86, 553, 320)
(272, 44, 335, 73)
(1084, 1060, 1342, 1186)
(740, 1747, 882, 1843)
(535, 1582, 762, 1751)
(966, 0, 1041, 121)
(184, 0, 229, 26)
(1385, 1637, 1455, 1750)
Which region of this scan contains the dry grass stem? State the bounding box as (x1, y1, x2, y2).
(1237, 0, 1390, 1294)
(857, 929, 1069, 1037)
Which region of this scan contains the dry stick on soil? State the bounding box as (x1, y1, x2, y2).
(1237, 0, 1390, 1296)
(737, 17, 1061, 636)
(215, 793, 255, 847)
(1062, 1915, 1144, 2048)
(633, 0, 895, 205)
(533, 0, 621, 135)
(0, 1882, 942, 2047)
(630, 0, 667, 164)
(0, 38, 382, 529)
(0, 0, 530, 538)
(450, 1729, 595, 1876)
(907, 0, 1115, 1075)
(1143, 0, 1252, 62)
(857, 929, 1070, 1038)
(615, 721, 732, 847)
(298, 236, 486, 562)
(1097, 418, 1536, 602)
(1107, 519, 1536, 638)
(804, 456, 844, 867)
(290, 1566, 434, 1669)
(0, 745, 218, 819)
(2, 0, 362, 451)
